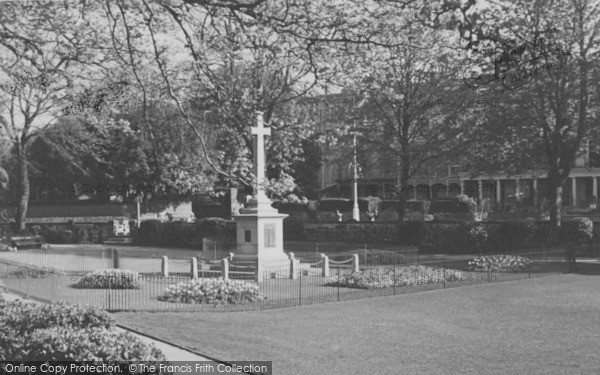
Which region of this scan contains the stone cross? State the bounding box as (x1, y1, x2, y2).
(251, 111, 270, 199)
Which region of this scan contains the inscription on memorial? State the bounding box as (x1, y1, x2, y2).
(264, 224, 276, 247)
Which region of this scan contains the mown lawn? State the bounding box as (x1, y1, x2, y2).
(115, 270, 600, 375)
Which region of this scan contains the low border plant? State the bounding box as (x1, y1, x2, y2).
(466, 255, 535, 272)
(158, 278, 265, 304)
(74, 269, 141, 289)
(325, 265, 466, 289)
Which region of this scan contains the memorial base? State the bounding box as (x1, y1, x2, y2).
(233, 252, 317, 281)
(233, 199, 290, 282)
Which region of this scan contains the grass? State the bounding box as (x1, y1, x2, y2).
(114, 269, 600, 375)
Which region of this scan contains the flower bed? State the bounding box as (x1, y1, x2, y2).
(325, 265, 466, 289)
(73, 269, 141, 289)
(466, 255, 535, 272)
(9, 263, 66, 278)
(158, 278, 265, 304)
(0, 301, 165, 361)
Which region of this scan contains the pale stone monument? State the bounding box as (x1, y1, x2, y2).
(233, 111, 291, 280)
(112, 219, 130, 236)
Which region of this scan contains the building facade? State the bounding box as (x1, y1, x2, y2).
(303, 94, 600, 209)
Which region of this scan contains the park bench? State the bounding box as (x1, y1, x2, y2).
(9, 235, 46, 250)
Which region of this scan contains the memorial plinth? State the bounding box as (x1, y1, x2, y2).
(233, 196, 290, 279)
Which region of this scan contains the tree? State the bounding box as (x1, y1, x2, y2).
(337, 20, 479, 221)
(101, 0, 327, 196)
(0, 167, 7, 197)
(27, 100, 216, 203)
(0, 1, 113, 232)
(0, 0, 479, 230)
(456, 0, 600, 236)
(292, 137, 324, 198)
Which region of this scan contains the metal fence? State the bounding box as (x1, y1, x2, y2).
(0, 246, 569, 312)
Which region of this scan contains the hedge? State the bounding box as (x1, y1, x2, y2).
(303, 222, 397, 244)
(5, 222, 112, 244)
(318, 198, 369, 212)
(133, 217, 235, 247)
(380, 200, 424, 212)
(430, 198, 471, 213)
(289, 220, 599, 253)
(127, 212, 600, 253)
(284, 218, 307, 241)
(272, 202, 311, 213)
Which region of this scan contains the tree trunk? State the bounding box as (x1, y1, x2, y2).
(396, 155, 410, 222)
(547, 181, 563, 245)
(397, 195, 406, 222)
(15, 144, 29, 234)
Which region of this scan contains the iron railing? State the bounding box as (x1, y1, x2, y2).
(0, 246, 569, 312)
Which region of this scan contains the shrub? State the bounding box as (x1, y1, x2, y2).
(0, 301, 113, 334)
(74, 269, 140, 289)
(562, 217, 593, 244)
(22, 327, 166, 362)
(466, 255, 535, 272)
(363, 196, 381, 213)
(465, 222, 488, 250)
(457, 194, 477, 219)
(325, 265, 465, 289)
(0, 301, 165, 362)
(158, 278, 265, 304)
(196, 217, 233, 237)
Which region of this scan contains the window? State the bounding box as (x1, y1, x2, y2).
(244, 230, 251, 243)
